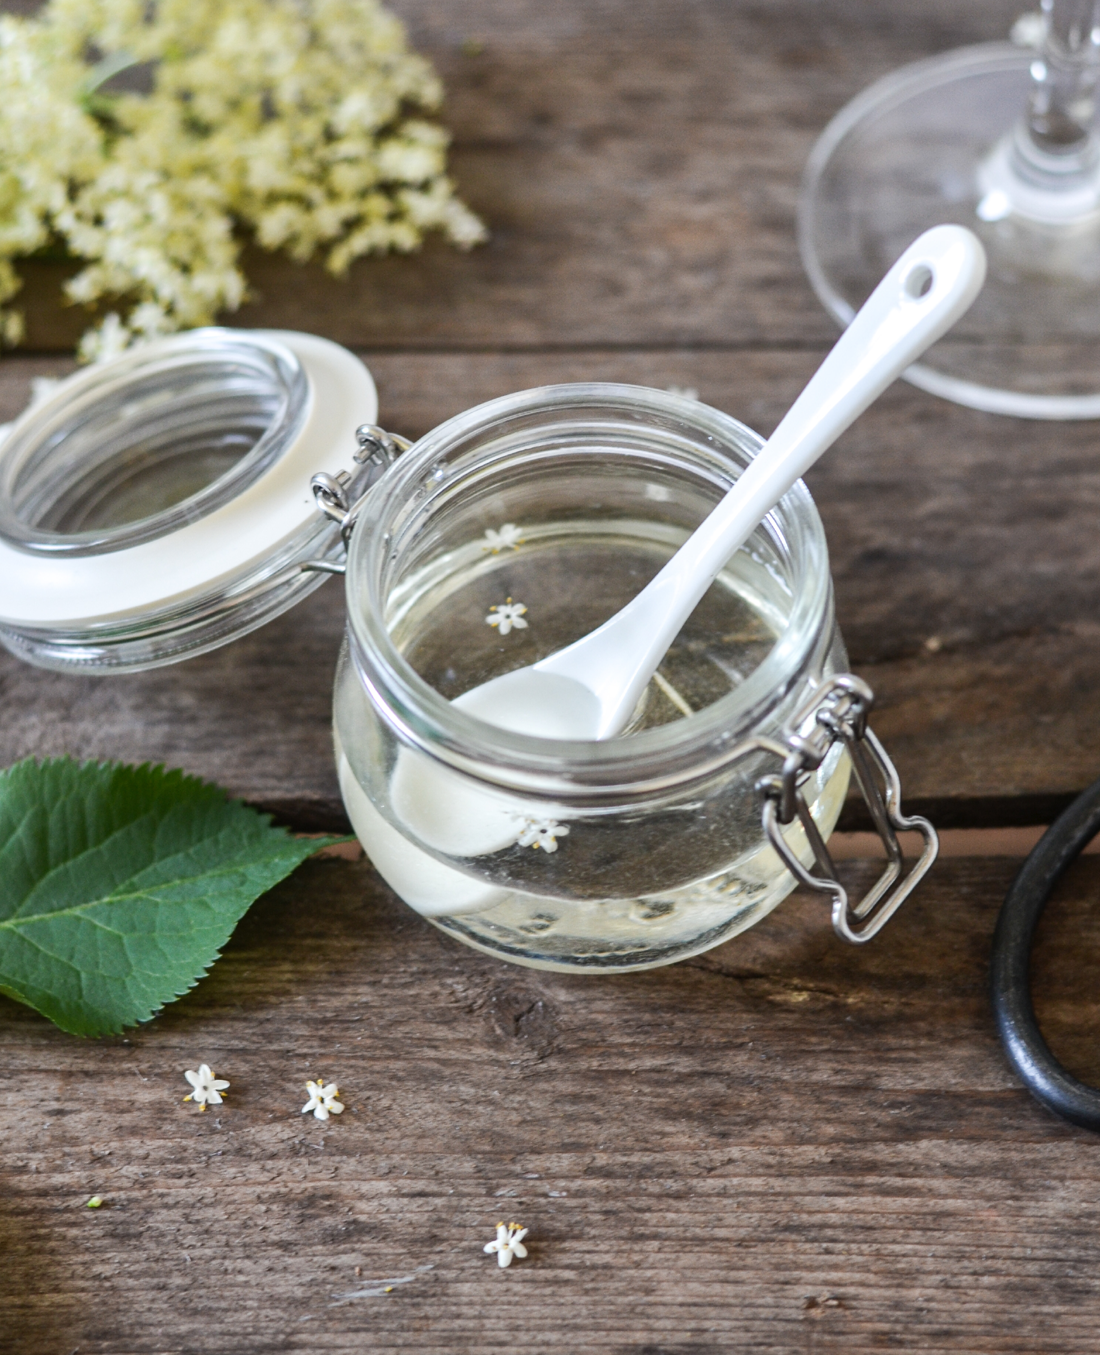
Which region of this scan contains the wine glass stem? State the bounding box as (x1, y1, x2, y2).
(1027, 0, 1100, 157)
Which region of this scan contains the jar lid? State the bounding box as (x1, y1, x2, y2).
(0, 328, 377, 671)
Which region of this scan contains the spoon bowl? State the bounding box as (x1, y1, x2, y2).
(456, 224, 987, 742)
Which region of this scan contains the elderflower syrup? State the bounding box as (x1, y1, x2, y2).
(333, 384, 853, 972)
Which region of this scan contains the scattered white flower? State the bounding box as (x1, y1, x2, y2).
(665, 384, 699, 401)
(302, 1079, 345, 1122)
(183, 1064, 229, 1111)
(516, 817, 570, 853)
(481, 523, 524, 553)
(483, 1221, 529, 1268)
(486, 598, 528, 635)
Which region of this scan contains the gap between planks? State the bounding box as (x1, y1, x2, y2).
(829, 825, 1095, 860)
(308, 826, 1078, 865)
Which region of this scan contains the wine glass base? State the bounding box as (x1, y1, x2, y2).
(799, 42, 1100, 419)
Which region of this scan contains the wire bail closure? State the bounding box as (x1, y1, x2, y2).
(307, 427, 936, 946)
(756, 673, 938, 944)
(305, 423, 412, 570)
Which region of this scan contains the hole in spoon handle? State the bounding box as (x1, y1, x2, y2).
(904, 263, 935, 298)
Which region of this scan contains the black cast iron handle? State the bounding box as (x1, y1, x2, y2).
(991, 776, 1100, 1132)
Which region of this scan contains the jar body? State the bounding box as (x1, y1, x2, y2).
(334, 384, 851, 972)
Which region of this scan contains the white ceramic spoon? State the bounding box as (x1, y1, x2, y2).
(454, 224, 986, 741)
(375, 224, 987, 885)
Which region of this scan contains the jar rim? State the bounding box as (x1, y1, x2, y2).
(345, 382, 834, 796)
(0, 328, 308, 557)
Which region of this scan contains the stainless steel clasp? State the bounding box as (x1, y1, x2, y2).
(352, 423, 412, 469)
(305, 423, 412, 571)
(756, 673, 938, 944)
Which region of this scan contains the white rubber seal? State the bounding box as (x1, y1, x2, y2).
(0, 330, 376, 626)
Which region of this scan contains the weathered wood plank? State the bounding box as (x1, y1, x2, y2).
(6, 4, 1100, 1352)
(4, 349, 1100, 828)
(2, 854, 1098, 1354)
(13, 0, 1023, 352)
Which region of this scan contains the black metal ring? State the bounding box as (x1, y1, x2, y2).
(991, 775, 1100, 1131)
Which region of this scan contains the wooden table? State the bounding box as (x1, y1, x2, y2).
(5, 2, 1100, 1349)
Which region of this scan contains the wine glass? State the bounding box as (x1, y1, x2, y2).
(799, 0, 1100, 418)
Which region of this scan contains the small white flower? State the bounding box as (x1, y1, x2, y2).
(302, 1079, 344, 1122)
(481, 523, 524, 553)
(516, 817, 570, 853)
(183, 1064, 229, 1111)
(78, 312, 133, 365)
(483, 1221, 529, 1268)
(486, 598, 528, 636)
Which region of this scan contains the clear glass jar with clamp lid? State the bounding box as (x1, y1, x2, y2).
(0, 328, 936, 972)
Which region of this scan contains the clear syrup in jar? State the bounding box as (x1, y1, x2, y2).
(336, 515, 850, 972)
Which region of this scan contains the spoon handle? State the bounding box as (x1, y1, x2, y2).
(738, 224, 986, 504)
(540, 225, 987, 737)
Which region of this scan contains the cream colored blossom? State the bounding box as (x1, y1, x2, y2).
(515, 817, 570, 853)
(183, 1063, 229, 1110)
(486, 600, 528, 635)
(483, 1222, 528, 1268)
(302, 1078, 344, 1121)
(0, 0, 485, 356)
(481, 524, 524, 553)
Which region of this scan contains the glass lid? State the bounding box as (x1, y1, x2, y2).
(0, 329, 310, 555)
(0, 328, 378, 672)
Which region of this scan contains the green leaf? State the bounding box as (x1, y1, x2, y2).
(0, 758, 344, 1037)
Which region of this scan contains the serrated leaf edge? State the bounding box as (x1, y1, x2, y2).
(0, 754, 348, 1036)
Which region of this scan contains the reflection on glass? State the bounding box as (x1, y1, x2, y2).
(800, 0, 1100, 417)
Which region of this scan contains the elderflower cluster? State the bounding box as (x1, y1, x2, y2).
(0, 0, 486, 360)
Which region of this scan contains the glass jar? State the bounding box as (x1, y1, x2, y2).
(0, 332, 934, 970)
(333, 383, 908, 973)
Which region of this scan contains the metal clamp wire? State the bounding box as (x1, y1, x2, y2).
(991, 775, 1100, 1132)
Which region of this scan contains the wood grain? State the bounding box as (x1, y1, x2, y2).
(2, 854, 1098, 1354)
(4, 5, 1100, 1346)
